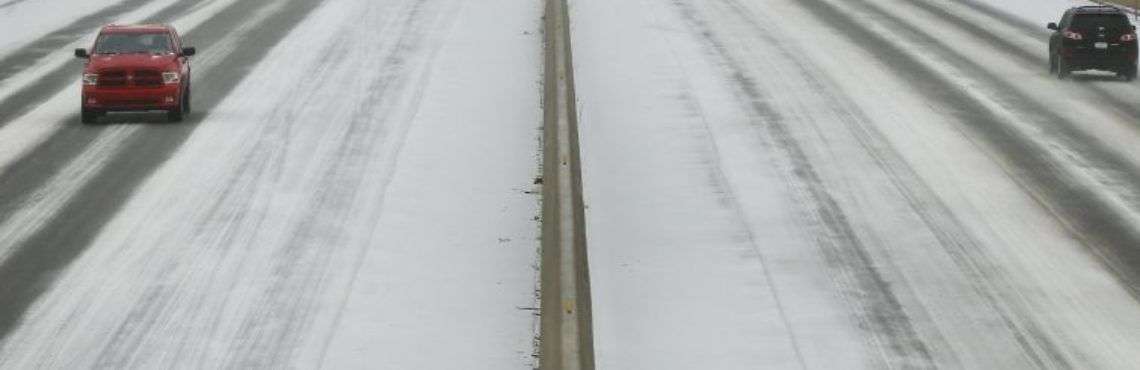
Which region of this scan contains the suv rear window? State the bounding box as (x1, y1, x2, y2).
(1071, 14, 1130, 29)
(94, 32, 173, 54)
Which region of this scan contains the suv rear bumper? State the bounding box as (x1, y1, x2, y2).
(1066, 60, 1136, 72)
(1062, 47, 1138, 71)
(82, 84, 181, 112)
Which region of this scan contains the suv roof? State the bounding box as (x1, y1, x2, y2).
(99, 24, 173, 34)
(1071, 5, 1128, 15)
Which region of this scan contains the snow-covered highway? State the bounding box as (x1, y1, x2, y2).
(4, 0, 1140, 369)
(574, 0, 1140, 368)
(0, 0, 543, 368)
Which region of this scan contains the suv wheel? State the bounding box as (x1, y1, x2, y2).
(1057, 57, 1071, 80)
(1120, 65, 1137, 82)
(1049, 54, 1058, 74)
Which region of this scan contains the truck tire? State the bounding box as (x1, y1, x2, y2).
(167, 104, 183, 122)
(81, 109, 98, 124)
(183, 86, 192, 114)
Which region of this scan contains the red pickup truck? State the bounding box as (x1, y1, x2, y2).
(74, 24, 195, 123)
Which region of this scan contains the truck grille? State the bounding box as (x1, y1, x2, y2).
(96, 69, 165, 87)
(104, 98, 159, 106)
(97, 70, 128, 87)
(133, 70, 163, 86)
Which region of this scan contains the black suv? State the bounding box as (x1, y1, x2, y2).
(1048, 6, 1138, 80)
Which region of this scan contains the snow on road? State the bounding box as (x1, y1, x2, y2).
(318, 0, 543, 367)
(572, 0, 1140, 368)
(0, 0, 257, 262)
(4, 0, 1140, 368)
(989, 0, 1095, 24)
(0, 0, 542, 368)
(0, 0, 174, 57)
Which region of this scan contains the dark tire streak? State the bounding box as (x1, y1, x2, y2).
(0, 0, 256, 230)
(717, 0, 1076, 367)
(660, 19, 812, 370)
(795, 0, 1140, 305)
(0, 0, 32, 10)
(669, 0, 937, 367)
(0, 0, 208, 222)
(0, 0, 326, 343)
(0, 0, 206, 126)
(0, 0, 156, 82)
(906, 0, 1140, 132)
(843, 0, 1140, 301)
(948, 0, 1054, 40)
(221, 1, 445, 366)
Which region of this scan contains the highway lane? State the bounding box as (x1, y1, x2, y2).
(6, 0, 1140, 368)
(0, 0, 200, 125)
(0, 0, 324, 338)
(573, 0, 1140, 368)
(0, 0, 158, 82)
(0, 0, 543, 368)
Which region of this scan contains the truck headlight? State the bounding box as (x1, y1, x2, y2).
(162, 72, 180, 84)
(83, 73, 98, 85)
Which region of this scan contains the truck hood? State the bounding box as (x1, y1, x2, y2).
(87, 53, 178, 72)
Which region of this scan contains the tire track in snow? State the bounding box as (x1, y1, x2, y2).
(0, 0, 326, 343)
(835, 0, 1140, 214)
(0, 0, 161, 81)
(0, 0, 31, 10)
(902, 0, 1140, 134)
(0, 0, 272, 264)
(794, 0, 1140, 305)
(0, 126, 138, 259)
(659, 25, 815, 370)
(704, 0, 1079, 367)
(142, 1, 450, 366)
(948, 0, 1054, 40)
(667, 1, 937, 367)
(67, 0, 457, 365)
(835, 0, 1140, 301)
(0, 0, 279, 256)
(0, 0, 209, 127)
(85, 26, 371, 365)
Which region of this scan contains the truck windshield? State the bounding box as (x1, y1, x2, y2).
(94, 32, 173, 54)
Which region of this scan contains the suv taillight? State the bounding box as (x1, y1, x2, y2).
(1122, 33, 1136, 42)
(1063, 29, 1084, 40)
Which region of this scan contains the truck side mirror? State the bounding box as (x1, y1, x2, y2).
(181, 47, 196, 56)
(74, 48, 89, 58)
(1047, 22, 1059, 31)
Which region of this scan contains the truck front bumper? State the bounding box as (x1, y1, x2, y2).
(82, 84, 181, 112)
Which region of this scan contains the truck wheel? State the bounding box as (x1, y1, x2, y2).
(167, 105, 183, 122)
(183, 87, 192, 114)
(81, 109, 98, 124)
